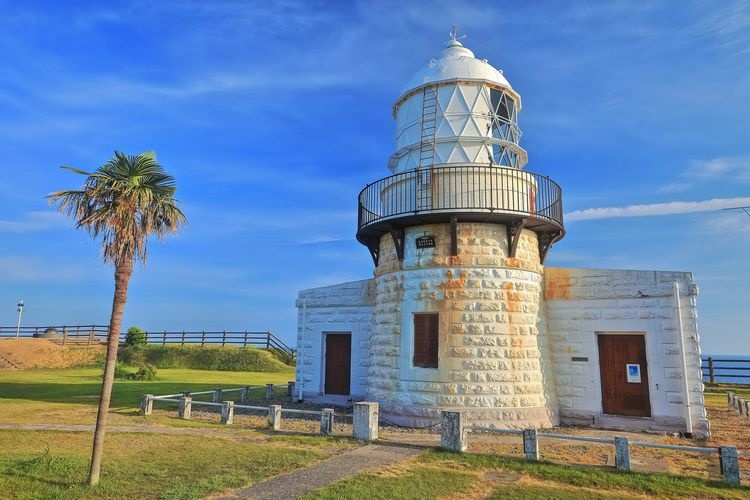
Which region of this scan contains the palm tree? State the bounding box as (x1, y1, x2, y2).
(48, 151, 187, 486)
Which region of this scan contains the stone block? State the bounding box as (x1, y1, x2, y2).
(321, 408, 335, 436)
(615, 437, 631, 471)
(268, 405, 281, 430)
(353, 402, 378, 441)
(220, 401, 234, 425)
(441, 411, 467, 452)
(140, 394, 153, 416)
(178, 396, 192, 420)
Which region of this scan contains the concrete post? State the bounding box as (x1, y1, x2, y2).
(287, 381, 295, 397)
(265, 384, 274, 400)
(353, 402, 378, 441)
(221, 401, 235, 425)
(615, 437, 631, 471)
(523, 429, 539, 460)
(240, 386, 250, 404)
(178, 396, 192, 420)
(440, 411, 467, 452)
(719, 446, 740, 485)
(140, 394, 153, 415)
(321, 408, 335, 436)
(181, 391, 191, 398)
(744, 400, 750, 420)
(268, 405, 281, 430)
(212, 388, 223, 404)
(738, 398, 746, 416)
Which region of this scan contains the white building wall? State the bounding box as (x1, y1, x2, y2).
(543, 267, 709, 438)
(295, 279, 375, 403)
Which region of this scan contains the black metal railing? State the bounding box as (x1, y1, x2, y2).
(357, 165, 564, 233)
(0, 325, 295, 361)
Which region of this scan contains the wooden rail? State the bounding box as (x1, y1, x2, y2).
(0, 325, 295, 361)
(701, 356, 750, 384)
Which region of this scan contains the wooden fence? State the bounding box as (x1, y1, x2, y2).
(0, 325, 295, 361)
(701, 356, 750, 384)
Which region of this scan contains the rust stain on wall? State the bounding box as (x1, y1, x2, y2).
(544, 267, 572, 300)
(438, 269, 468, 290)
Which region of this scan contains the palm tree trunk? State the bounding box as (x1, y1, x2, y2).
(88, 259, 133, 486)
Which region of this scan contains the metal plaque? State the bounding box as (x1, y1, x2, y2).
(415, 235, 436, 249)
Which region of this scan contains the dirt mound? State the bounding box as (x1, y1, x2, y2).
(0, 338, 104, 370)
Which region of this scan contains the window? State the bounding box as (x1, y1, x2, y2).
(413, 313, 439, 368)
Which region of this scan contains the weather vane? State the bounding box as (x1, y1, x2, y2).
(449, 25, 466, 42)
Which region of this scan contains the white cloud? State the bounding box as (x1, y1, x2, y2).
(566, 197, 750, 221)
(0, 211, 67, 233)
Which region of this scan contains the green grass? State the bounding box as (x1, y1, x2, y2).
(0, 429, 353, 499)
(119, 344, 293, 371)
(307, 449, 749, 499)
(421, 450, 749, 499)
(303, 465, 476, 499)
(0, 366, 295, 425)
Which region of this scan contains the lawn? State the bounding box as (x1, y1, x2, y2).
(305, 450, 750, 499)
(0, 429, 355, 499)
(0, 366, 295, 425)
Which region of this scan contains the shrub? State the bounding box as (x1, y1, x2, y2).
(125, 326, 146, 346)
(113, 361, 158, 380)
(118, 344, 289, 372)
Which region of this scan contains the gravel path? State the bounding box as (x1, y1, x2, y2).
(214, 443, 425, 499)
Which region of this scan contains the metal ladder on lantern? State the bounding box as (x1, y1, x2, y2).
(417, 86, 438, 211)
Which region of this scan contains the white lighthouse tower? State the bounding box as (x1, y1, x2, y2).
(355, 30, 565, 427)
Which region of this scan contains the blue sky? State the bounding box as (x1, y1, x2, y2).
(0, 1, 748, 353)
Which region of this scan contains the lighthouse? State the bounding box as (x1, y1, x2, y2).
(354, 30, 564, 427)
(295, 31, 709, 437)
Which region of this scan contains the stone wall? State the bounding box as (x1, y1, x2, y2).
(543, 267, 710, 438)
(369, 222, 558, 428)
(295, 279, 375, 402)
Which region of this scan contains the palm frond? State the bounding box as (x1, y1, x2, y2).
(48, 150, 187, 265)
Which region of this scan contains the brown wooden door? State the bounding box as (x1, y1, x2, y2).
(598, 334, 651, 417)
(324, 333, 351, 395)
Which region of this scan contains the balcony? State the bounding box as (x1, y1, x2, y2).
(356, 165, 564, 265)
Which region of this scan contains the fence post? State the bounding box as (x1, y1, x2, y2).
(353, 402, 378, 441)
(440, 411, 467, 452)
(201, 330, 206, 347)
(719, 446, 740, 485)
(268, 405, 281, 430)
(221, 401, 235, 425)
(739, 398, 747, 417)
(75, 325, 80, 341)
(178, 396, 192, 420)
(182, 391, 191, 398)
(266, 333, 271, 350)
(88, 327, 94, 347)
(287, 381, 295, 397)
(221, 330, 227, 347)
(162, 330, 167, 345)
(523, 429, 539, 460)
(265, 384, 274, 400)
(212, 388, 223, 404)
(181, 330, 186, 346)
(708, 357, 714, 384)
(243, 330, 248, 347)
(141, 394, 153, 415)
(62, 327, 67, 346)
(728, 392, 734, 409)
(615, 437, 631, 471)
(321, 408, 334, 436)
(240, 386, 250, 404)
(145, 331, 149, 344)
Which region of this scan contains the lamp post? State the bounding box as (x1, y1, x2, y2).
(15, 299, 24, 338)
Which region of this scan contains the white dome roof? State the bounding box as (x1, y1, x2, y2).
(396, 40, 513, 103)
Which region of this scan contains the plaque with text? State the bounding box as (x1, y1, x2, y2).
(415, 235, 436, 249)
